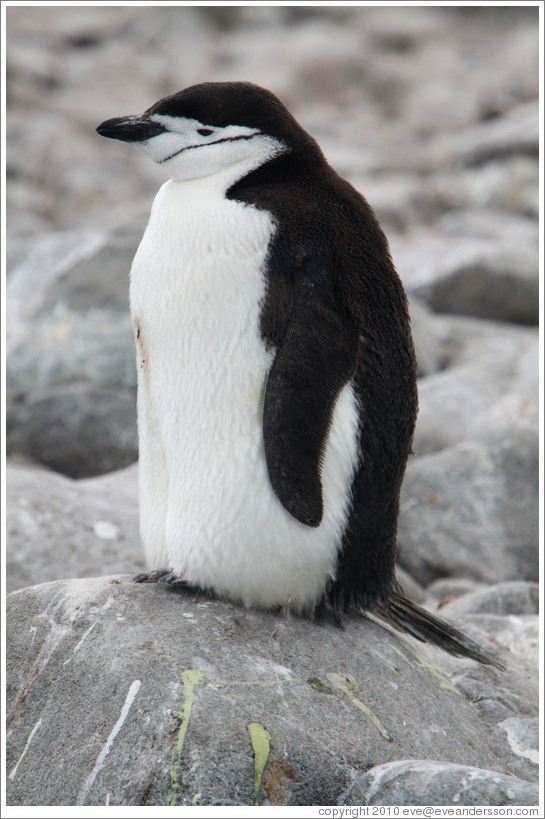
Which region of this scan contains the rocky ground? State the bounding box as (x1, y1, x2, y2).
(5, 4, 540, 809)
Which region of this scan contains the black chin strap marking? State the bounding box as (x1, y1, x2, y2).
(159, 132, 260, 164)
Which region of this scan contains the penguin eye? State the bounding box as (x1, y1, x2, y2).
(197, 128, 214, 137)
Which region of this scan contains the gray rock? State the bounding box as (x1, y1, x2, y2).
(6, 229, 109, 345)
(7, 308, 136, 394)
(6, 226, 140, 386)
(391, 226, 538, 325)
(424, 584, 540, 675)
(6, 226, 141, 477)
(437, 582, 539, 618)
(6, 383, 138, 478)
(448, 615, 537, 737)
(6, 463, 143, 592)
(440, 160, 539, 219)
(452, 670, 529, 725)
(5, 575, 535, 807)
(413, 318, 538, 455)
(398, 427, 538, 586)
(430, 101, 539, 168)
(341, 760, 538, 806)
(498, 718, 539, 768)
(425, 578, 488, 605)
(437, 208, 539, 246)
(453, 614, 539, 670)
(33, 225, 141, 313)
(356, 158, 539, 234)
(431, 310, 539, 369)
(422, 582, 539, 669)
(416, 248, 538, 325)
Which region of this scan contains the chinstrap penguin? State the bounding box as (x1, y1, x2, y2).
(97, 82, 502, 668)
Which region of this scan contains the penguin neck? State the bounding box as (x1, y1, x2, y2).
(163, 137, 288, 197)
(227, 148, 326, 201)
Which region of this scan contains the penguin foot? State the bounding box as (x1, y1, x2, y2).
(158, 572, 187, 585)
(132, 568, 178, 583)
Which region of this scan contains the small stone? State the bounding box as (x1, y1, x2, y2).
(341, 759, 539, 806)
(92, 521, 119, 541)
(498, 718, 539, 767)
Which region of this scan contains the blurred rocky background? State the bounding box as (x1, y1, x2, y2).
(5, 4, 540, 808)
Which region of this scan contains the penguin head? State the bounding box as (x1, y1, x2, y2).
(97, 82, 322, 182)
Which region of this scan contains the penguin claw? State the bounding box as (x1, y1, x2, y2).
(132, 568, 173, 583)
(132, 572, 150, 583)
(158, 572, 185, 584)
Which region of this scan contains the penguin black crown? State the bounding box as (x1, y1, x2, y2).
(97, 81, 502, 668)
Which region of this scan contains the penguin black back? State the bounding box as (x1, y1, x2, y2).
(229, 140, 502, 667)
(228, 148, 418, 611)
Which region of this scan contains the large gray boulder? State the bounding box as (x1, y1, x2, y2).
(6, 384, 138, 479)
(6, 228, 141, 478)
(391, 219, 538, 325)
(6, 463, 143, 592)
(413, 317, 538, 456)
(6, 576, 536, 807)
(7, 309, 136, 395)
(398, 426, 539, 586)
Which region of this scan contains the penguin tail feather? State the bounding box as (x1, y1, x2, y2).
(374, 591, 505, 670)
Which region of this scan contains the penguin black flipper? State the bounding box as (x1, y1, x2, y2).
(263, 277, 359, 527)
(374, 591, 505, 669)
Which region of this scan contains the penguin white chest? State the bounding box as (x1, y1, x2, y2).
(130, 178, 359, 610)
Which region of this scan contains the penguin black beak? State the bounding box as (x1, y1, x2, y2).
(96, 115, 167, 143)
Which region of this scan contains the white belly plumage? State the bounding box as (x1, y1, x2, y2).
(130, 178, 360, 610)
